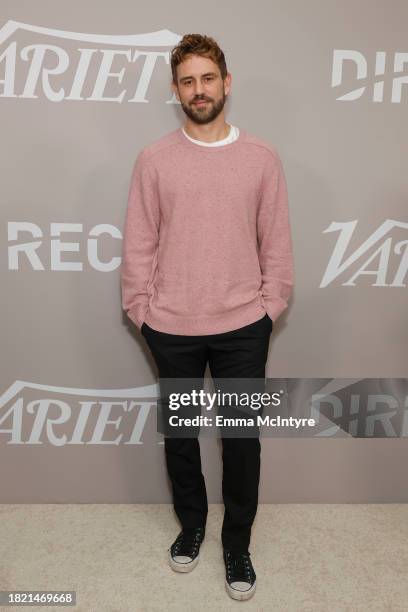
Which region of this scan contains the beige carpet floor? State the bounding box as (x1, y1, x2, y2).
(0, 504, 407, 611)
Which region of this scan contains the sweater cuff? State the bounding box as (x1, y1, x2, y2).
(127, 302, 149, 330)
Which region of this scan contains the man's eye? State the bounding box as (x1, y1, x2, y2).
(184, 78, 213, 84)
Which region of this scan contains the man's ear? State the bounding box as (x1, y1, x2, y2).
(224, 72, 232, 96)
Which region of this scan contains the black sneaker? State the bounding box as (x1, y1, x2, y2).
(168, 527, 205, 573)
(223, 549, 257, 600)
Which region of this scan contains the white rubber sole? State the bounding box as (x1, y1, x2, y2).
(168, 549, 200, 573)
(225, 579, 256, 601)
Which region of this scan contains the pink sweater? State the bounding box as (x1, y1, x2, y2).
(121, 126, 294, 335)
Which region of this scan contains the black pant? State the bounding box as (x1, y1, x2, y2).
(141, 313, 273, 552)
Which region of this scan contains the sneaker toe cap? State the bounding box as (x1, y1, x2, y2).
(173, 555, 194, 564)
(230, 581, 253, 592)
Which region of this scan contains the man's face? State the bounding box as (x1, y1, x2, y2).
(172, 54, 231, 125)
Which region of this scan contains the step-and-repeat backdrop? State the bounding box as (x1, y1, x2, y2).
(1, 1, 407, 502)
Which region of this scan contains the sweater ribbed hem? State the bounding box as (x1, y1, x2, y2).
(262, 298, 288, 325)
(143, 302, 268, 336)
(128, 301, 149, 330)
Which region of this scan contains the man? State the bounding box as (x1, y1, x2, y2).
(121, 33, 294, 601)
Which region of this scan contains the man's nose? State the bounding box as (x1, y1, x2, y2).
(193, 82, 205, 97)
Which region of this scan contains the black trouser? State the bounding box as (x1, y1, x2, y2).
(141, 313, 273, 552)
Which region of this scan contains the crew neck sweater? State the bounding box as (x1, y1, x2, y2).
(121, 126, 294, 335)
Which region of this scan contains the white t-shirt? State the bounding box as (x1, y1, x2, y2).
(181, 124, 240, 147)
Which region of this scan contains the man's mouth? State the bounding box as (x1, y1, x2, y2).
(193, 100, 209, 106)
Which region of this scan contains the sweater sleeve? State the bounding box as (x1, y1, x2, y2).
(256, 149, 294, 323)
(121, 149, 160, 330)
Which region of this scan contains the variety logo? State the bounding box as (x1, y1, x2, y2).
(332, 49, 408, 102)
(320, 219, 408, 287)
(0, 20, 181, 102)
(0, 380, 160, 445)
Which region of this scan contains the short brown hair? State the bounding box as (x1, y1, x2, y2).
(170, 33, 228, 85)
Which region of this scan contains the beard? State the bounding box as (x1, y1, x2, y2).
(179, 90, 227, 125)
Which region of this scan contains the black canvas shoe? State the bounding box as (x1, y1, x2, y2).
(223, 549, 257, 600)
(168, 527, 205, 573)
